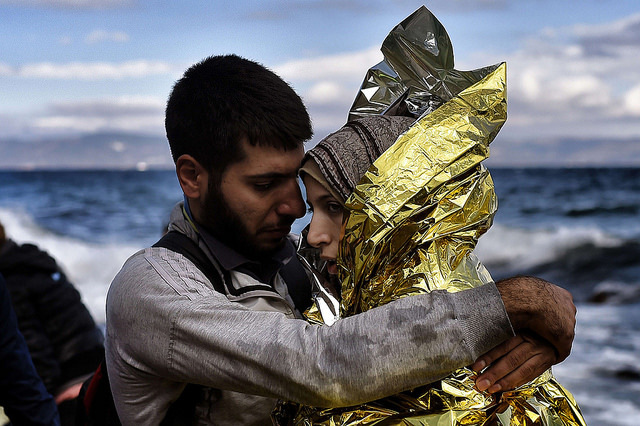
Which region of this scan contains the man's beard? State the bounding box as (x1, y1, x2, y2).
(200, 182, 291, 260)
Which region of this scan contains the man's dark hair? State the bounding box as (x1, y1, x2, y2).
(165, 54, 313, 181)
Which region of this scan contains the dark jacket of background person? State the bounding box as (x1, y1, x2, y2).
(0, 223, 104, 424)
(0, 272, 61, 426)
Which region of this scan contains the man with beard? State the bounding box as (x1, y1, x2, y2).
(105, 55, 576, 425)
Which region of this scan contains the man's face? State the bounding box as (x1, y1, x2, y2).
(200, 139, 306, 259)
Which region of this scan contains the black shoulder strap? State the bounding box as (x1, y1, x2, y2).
(280, 256, 313, 313)
(152, 231, 223, 425)
(154, 231, 312, 312)
(77, 357, 121, 426)
(77, 232, 224, 426)
(153, 231, 225, 293)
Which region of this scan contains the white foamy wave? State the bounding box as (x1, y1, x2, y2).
(475, 223, 623, 271)
(553, 302, 640, 425)
(573, 393, 640, 426)
(0, 208, 141, 324)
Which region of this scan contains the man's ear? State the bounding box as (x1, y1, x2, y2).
(176, 154, 208, 200)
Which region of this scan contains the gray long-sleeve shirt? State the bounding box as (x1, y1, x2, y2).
(105, 204, 513, 425)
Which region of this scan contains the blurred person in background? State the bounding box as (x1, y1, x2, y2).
(0, 221, 104, 425)
(1, 272, 60, 426)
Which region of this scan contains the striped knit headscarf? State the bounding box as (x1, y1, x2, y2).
(300, 115, 415, 203)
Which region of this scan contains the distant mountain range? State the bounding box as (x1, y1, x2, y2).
(0, 132, 174, 170)
(486, 135, 640, 168)
(1, 131, 639, 169)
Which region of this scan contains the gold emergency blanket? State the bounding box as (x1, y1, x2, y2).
(273, 6, 585, 425)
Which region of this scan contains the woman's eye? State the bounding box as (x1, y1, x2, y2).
(327, 202, 342, 214)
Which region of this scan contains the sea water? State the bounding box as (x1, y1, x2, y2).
(1, 168, 639, 425)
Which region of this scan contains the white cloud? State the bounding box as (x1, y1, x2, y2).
(305, 81, 345, 104)
(483, 16, 640, 138)
(48, 96, 164, 116)
(26, 96, 166, 135)
(624, 84, 640, 116)
(572, 12, 640, 46)
(33, 114, 163, 134)
(85, 29, 129, 44)
(16, 60, 173, 80)
(272, 11, 640, 151)
(274, 46, 383, 139)
(527, 72, 608, 109)
(274, 46, 381, 81)
(34, 116, 105, 132)
(0, 63, 12, 76)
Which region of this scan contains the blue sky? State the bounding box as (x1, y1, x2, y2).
(1, 0, 640, 166)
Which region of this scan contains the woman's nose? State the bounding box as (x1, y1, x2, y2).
(306, 216, 331, 248)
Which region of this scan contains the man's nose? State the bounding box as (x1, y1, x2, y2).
(276, 180, 306, 219)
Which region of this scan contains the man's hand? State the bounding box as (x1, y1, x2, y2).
(472, 332, 557, 393)
(495, 276, 576, 362)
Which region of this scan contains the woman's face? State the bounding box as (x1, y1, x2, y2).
(303, 175, 344, 275)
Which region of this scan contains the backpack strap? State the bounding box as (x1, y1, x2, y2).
(78, 357, 199, 426)
(155, 231, 312, 313)
(280, 256, 313, 313)
(151, 231, 228, 425)
(153, 231, 226, 293)
(77, 358, 122, 426)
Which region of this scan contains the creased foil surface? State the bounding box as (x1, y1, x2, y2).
(273, 6, 585, 425)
